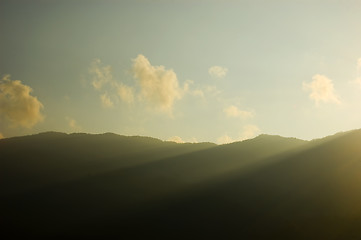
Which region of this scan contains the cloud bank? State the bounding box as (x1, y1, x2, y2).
(209, 66, 228, 78)
(0, 75, 44, 128)
(303, 74, 340, 105)
(132, 54, 182, 113)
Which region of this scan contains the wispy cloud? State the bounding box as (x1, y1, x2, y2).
(89, 59, 113, 90)
(100, 93, 114, 108)
(354, 78, 361, 89)
(205, 85, 222, 96)
(0, 75, 44, 128)
(354, 58, 361, 88)
(89, 59, 118, 108)
(241, 124, 260, 141)
(224, 105, 253, 119)
(167, 136, 184, 143)
(217, 124, 260, 144)
(188, 137, 198, 143)
(183, 80, 205, 98)
(89, 59, 135, 107)
(209, 66, 228, 78)
(132, 54, 182, 114)
(303, 74, 340, 105)
(65, 116, 81, 131)
(217, 134, 234, 144)
(117, 83, 134, 104)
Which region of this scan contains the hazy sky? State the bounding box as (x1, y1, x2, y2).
(1, 0, 361, 143)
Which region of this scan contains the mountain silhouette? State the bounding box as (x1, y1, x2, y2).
(2, 130, 361, 238)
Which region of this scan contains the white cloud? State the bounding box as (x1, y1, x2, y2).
(117, 83, 134, 103)
(89, 59, 113, 90)
(303, 74, 340, 105)
(217, 124, 260, 145)
(0, 75, 44, 128)
(224, 105, 253, 119)
(357, 58, 361, 71)
(132, 54, 182, 113)
(65, 116, 81, 131)
(100, 93, 114, 108)
(167, 136, 184, 143)
(209, 66, 228, 78)
(88, 55, 224, 113)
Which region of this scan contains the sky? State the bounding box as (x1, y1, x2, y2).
(1, 0, 361, 143)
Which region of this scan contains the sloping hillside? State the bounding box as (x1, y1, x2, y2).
(0, 132, 215, 195)
(2, 130, 361, 239)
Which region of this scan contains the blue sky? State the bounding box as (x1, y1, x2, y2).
(1, 0, 361, 143)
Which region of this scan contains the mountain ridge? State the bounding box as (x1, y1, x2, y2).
(3, 128, 359, 145)
(2, 128, 361, 238)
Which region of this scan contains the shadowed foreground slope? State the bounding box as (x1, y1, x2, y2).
(2, 130, 361, 239)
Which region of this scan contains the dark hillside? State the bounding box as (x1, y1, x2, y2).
(0, 132, 215, 195)
(2, 130, 361, 238)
